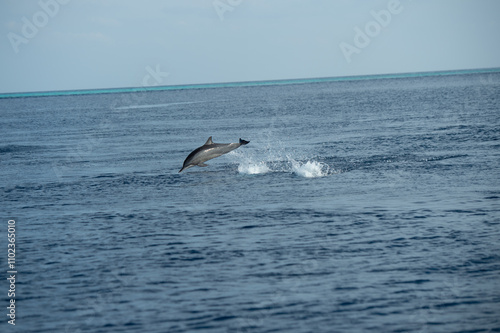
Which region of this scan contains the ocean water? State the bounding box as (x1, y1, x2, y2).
(1, 71, 500, 332)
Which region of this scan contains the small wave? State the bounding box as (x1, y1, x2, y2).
(0, 145, 42, 154)
(114, 101, 206, 110)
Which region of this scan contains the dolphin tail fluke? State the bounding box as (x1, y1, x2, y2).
(239, 138, 250, 145)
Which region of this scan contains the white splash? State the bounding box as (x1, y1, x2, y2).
(230, 150, 270, 175)
(230, 141, 330, 178)
(290, 159, 328, 178)
(238, 161, 270, 175)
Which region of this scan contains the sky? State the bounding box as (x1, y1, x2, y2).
(1, 0, 500, 94)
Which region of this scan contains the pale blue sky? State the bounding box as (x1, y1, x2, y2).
(1, 0, 500, 93)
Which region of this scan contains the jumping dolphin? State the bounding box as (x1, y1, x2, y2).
(179, 136, 250, 173)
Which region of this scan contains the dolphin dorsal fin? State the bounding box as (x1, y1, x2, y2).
(204, 136, 213, 145)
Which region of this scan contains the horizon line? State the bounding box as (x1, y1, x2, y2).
(1, 67, 499, 99)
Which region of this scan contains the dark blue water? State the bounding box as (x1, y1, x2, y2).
(1, 72, 500, 332)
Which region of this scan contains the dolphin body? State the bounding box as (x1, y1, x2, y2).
(179, 136, 250, 173)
